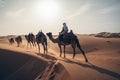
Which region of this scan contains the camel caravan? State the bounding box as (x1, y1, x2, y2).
(8, 38, 15, 45)
(25, 33, 36, 48)
(8, 36, 22, 47)
(8, 23, 88, 62)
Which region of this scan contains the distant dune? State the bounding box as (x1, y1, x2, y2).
(90, 32, 120, 38)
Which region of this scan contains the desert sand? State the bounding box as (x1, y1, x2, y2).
(0, 34, 120, 80)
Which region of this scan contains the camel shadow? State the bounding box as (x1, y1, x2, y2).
(60, 58, 120, 79)
(35, 53, 57, 61)
(35, 53, 120, 79)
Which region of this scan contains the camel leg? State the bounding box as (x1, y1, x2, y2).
(32, 41, 36, 48)
(63, 45, 66, 58)
(79, 47, 88, 62)
(58, 44, 62, 57)
(27, 42, 30, 48)
(18, 43, 20, 47)
(33, 42, 35, 48)
(18, 42, 20, 47)
(73, 48, 76, 59)
(77, 44, 88, 62)
(35, 42, 38, 51)
(30, 42, 32, 48)
(71, 44, 76, 59)
(20, 42, 22, 47)
(34, 41, 36, 47)
(42, 43, 46, 54)
(37, 43, 40, 53)
(45, 41, 48, 54)
(32, 42, 34, 48)
(73, 47, 76, 59)
(31, 42, 33, 48)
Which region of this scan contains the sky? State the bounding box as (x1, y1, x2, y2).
(0, 0, 120, 36)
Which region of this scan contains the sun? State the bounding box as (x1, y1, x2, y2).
(34, 1, 60, 20)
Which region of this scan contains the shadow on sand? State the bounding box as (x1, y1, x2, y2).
(35, 53, 57, 61)
(60, 58, 120, 79)
(0, 49, 48, 80)
(35, 53, 120, 79)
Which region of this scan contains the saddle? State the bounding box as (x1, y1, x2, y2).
(59, 30, 76, 41)
(36, 32, 46, 40)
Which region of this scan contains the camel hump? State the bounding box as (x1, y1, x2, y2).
(63, 30, 75, 39)
(70, 30, 73, 33)
(36, 31, 46, 39)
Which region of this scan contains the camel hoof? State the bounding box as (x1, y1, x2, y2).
(86, 59, 88, 62)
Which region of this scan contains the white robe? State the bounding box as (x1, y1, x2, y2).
(60, 25, 68, 35)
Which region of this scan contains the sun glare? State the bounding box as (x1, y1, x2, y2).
(34, 1, 60, 21)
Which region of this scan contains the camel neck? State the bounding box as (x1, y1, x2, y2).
(48, 35, 58, 43)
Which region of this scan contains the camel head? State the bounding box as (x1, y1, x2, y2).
(25, 35, 27, 38)
(46, 32, 58, 43)
(46, 32, 52, 37)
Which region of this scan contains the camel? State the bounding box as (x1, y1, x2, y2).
(8, 38, 14, 45)
(15, 36, 22, 47)
(46, 30, 88, 62)
(36, 31, 48, 54)
(25, 33, 36, 48)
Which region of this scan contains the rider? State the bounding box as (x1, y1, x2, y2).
(59, 22, 68, 41)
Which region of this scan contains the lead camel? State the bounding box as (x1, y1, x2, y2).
(46, 30, 88, 62)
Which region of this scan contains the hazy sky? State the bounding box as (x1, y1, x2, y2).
(0, 0, 120, 36)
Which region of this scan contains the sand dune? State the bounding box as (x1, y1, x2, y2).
(0, 48, 48, 80)
(0, 34, 120, 80)
(90, 32, 120, 38)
